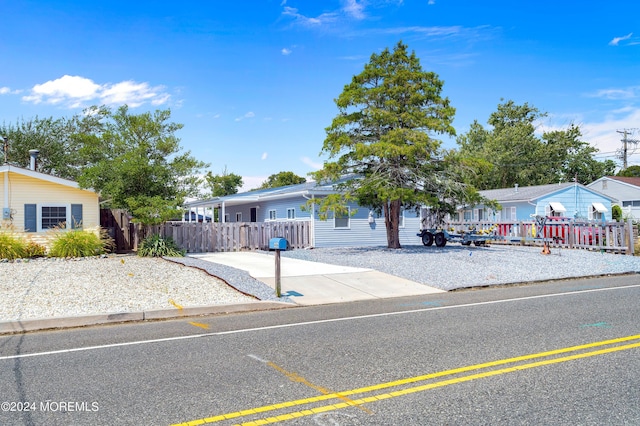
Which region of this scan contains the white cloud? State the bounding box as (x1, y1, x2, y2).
(261, 152, 268, 160)
(282, 6, 338, 27)
(281, 48, 292, 55)
(589, 86, 640, 100)
(0, 86, 21, 95)
(428, 0, 435, 4)
(342, 0, 366, 20)
(609, 32, 633, 46)
(21, 75, 170, 108)
(235, 111, 256, 122)
(301, 156, 323, 170)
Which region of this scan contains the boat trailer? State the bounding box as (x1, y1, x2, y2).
(417, 216, 553, 249)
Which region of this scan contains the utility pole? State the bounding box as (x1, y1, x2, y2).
(616, 129, 640, 170)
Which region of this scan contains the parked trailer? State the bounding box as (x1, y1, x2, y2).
(416, 228, 498, 248)
(417, 216, 555, 249)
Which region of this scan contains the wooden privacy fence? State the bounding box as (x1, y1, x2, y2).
(447, 219, 636, 254)
(100, 209, 136, 252)
(143, 220, 312, 253)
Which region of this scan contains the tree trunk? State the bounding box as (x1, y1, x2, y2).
(384, 199, 402, 249)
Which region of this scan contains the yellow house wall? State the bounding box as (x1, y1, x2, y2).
(1, 171, 100, 245)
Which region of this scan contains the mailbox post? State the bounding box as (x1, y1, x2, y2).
(268, 238, 288, 297)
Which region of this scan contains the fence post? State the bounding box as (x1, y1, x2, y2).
(626, 219, 634, 255)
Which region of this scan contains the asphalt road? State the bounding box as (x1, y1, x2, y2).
(0, 274, 639, 425)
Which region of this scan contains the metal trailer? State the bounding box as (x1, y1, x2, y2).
(417, 216, 555, 248)
(416, 215, 558, 248)
(416, 228, 498, 248)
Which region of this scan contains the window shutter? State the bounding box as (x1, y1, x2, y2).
(71, 204, 83, 229)
(24, 204, 37, 232)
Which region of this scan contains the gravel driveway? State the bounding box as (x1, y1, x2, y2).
(279, 244, 640, 291)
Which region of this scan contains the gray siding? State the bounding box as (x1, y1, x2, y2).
(313, 203, 422, 248)
(223, 197, 312, 223)
(587, 178, 640, 219)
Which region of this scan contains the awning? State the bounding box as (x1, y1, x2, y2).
(549, 202, 566, 213)
(592, 202, 608, 213)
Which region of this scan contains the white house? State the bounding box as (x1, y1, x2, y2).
(587, 176, 640, 219)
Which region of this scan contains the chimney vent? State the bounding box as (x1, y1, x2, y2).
(514, 183, 519, 193)
(28, 149, 39, 171)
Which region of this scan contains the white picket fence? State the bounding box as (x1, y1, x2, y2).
(446, 219, 636, 254)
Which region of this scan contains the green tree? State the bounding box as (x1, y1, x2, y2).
(258, 171, 306, 189)
(312, 41, 477, 249)
(205, 166, 243, 196)
(617, 165, 640, 177)
(0, 113, 102, 180)
(457, 101, 615, 188)
(77, 105, 207, 225)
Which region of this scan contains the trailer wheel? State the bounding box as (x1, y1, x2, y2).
(435, 232, 447, 247)
(474, 241, 485, 246)
(422, 232, 434, 246)
(461, 241, 472, 246)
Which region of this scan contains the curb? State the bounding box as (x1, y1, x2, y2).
(0, 301, 294, 335)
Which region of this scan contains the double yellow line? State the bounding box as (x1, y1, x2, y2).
(173, 334, 640, 426)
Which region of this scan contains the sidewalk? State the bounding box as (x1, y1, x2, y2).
(189, 252, 444, 305)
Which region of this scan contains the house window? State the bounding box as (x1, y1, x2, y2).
(269, 210, 277, 220)
(334, 207, 350, 228)
(287, 208, 295, 219)
(224, 213, 230, 223)
(476, 208, 484, 221)
(463, 210, 472, 221)
(548, 202, 566, 217)
(41, 206, 67, 229)
(236, 212, 242, 222)
(25, 203, 83, 232)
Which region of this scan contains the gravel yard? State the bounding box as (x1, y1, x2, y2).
(0, 256, 259, 322)
(280, 244, 640, 291)
(2, 244, 639, 323)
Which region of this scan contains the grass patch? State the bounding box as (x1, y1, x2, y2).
(48, 228, 113, 258)
(0, 231, 27, 260)
(138, 234, 185, 257)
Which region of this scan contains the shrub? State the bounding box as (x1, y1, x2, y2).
(138, 234, 185, 257)
(25, 241, 47, 258)
(612, 205, 622, 222)
(48, 228, 108, 258)
(0, 232, 27, 260)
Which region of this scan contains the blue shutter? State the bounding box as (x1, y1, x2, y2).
(71, 204, 83, 229)
(24, 204, 37, 232)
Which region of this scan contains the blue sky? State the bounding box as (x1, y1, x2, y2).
(1, 1, 639, 191)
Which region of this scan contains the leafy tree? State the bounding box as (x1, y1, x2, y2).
(258, 171, 306, 189)
(205, 166, 243, 196)
(77, 105, 207, 225)
(617, 165, 640, 177)
(0, 114, 98, 180)
(457, 100, 615, 188)
(311, 41, 479, 249)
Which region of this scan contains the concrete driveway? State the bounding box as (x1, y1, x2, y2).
(190, 252, 444, 305)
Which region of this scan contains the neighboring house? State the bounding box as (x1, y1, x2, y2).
(587, 176, 640, 220)
(0, 163, 100, 244)
(455, 182, 616, 223)
(184, 180, 424, 248)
